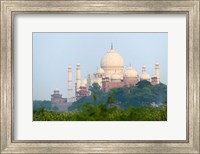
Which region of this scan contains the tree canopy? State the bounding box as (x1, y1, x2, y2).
(33, 100, 52, 110)
(33, 81, 167, 121)
(68, 80, 167, 111)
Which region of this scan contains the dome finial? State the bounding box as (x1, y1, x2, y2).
(111, 42, 113, 49)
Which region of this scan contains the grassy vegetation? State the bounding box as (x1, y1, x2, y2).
(33, 103, 167, 121)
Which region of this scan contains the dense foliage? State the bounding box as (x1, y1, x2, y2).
(33, 103, 167, 121)
(33, 80, 167, 121)
(69, 80, 167, 110)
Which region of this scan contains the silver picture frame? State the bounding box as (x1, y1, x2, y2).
(1, 0, 199, 153)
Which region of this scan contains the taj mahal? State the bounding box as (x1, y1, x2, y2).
(51, 44, 160, 106)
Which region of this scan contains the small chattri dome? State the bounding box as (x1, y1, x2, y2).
(96, 67, 105, 74)
(124, 66, 138, 78)
(54, 88, 60, 94)
(111, 73, 121, 82)
(81, 79, 87, 87)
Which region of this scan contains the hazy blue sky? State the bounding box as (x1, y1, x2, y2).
(33, 32, 168, 100)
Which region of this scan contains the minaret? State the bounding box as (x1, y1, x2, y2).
(76, 63, 81, 92)
(68, 65, 73, 101)
(141, 65, 151, 81)
(142, 65, 146, 74)
(155, 63, 160, 84)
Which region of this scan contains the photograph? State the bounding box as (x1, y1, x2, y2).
(33, 32, 168, 121)
(1, 0, 199, 153)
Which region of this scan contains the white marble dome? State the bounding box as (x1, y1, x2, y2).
(124, 66, 138, 78)
(141, 73, 150, 81)
(100, 48, 124, 68)
(100, 46, 124, 78)
(96, 67, 105, 74)
(81, 79, 87, 87)
(111, 73, 121, 82)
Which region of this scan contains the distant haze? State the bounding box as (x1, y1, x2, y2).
(33, 32, 168, 100)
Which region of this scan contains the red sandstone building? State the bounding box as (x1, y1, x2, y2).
(76, 85, 89, 100)
(51, 89, 66, 104)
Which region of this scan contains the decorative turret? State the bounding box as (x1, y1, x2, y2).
(95, 67, 105, 78)
(81, 79, 87, 87)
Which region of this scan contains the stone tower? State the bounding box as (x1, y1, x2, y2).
(142, 65, 146, 74)
(76, 63, 81, 92)
(68, 65, 73, 101)
(155, 63, 160, 84)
